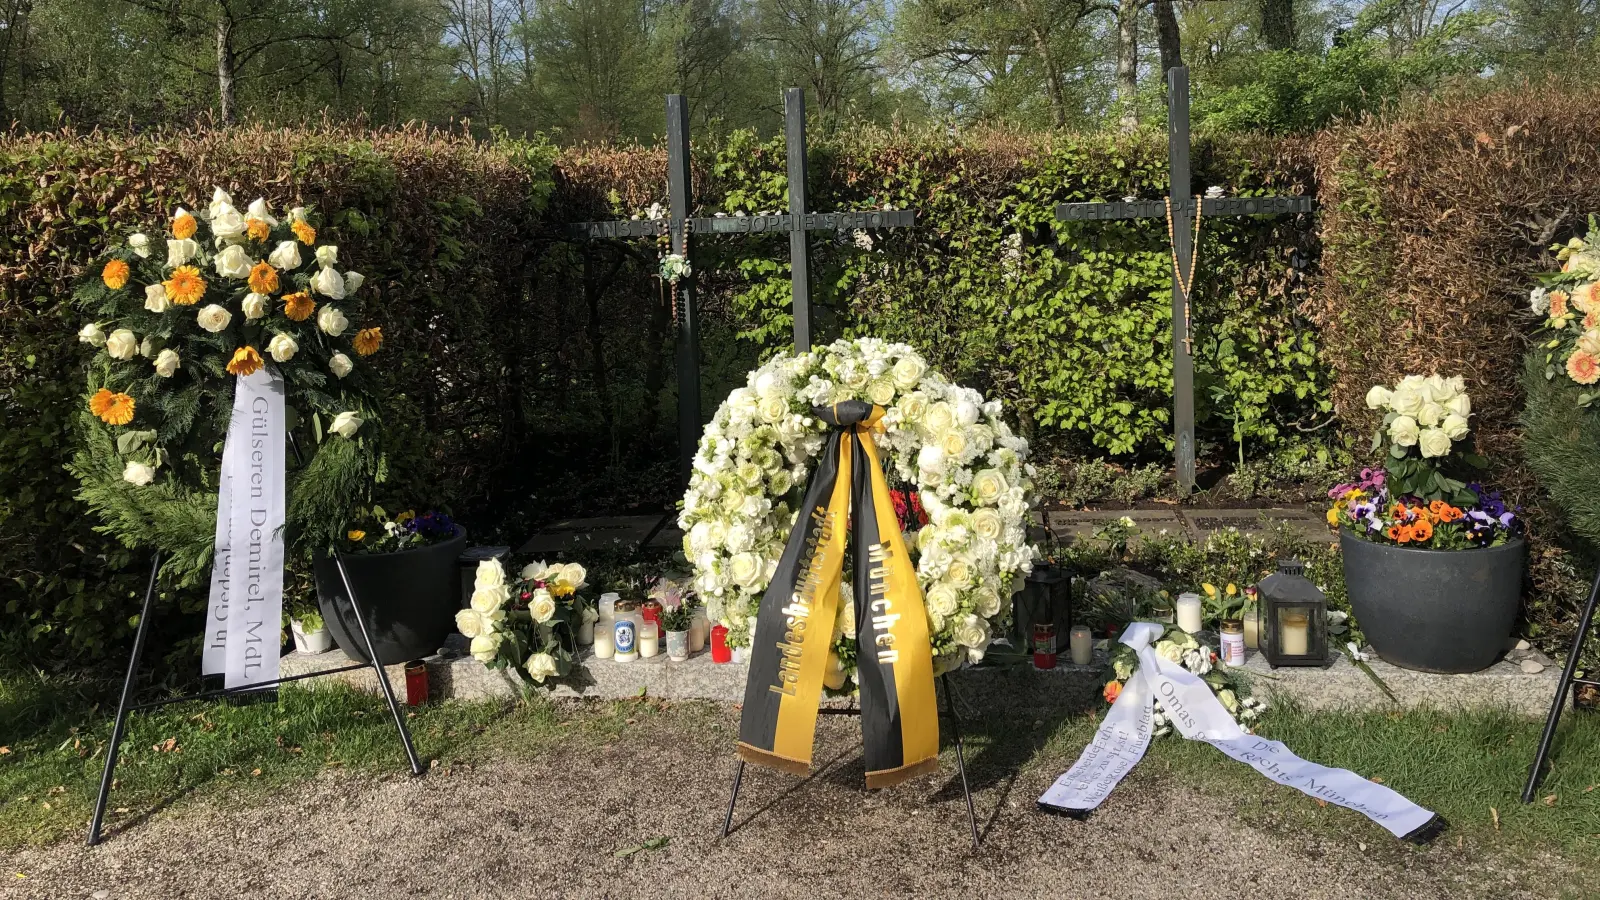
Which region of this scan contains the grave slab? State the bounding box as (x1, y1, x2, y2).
(517, 514, 671, 556)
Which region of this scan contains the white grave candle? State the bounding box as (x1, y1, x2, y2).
(592, 618, 615, 659)
(1069, 625, 1093, 666)
(1176, 592, 1203, 634)
(638, 622, 661, 659)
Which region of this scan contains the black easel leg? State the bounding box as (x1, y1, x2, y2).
(87, 552, 161, 846)
(721, 759, 746, 838)
(941, 673, 981, 850)
(1523, 566, 1600, 803)
(335, 554, 424, 776)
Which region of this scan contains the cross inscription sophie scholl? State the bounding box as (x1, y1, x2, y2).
(1055, 66, 1315, 495)
(569, 88, 917, 488)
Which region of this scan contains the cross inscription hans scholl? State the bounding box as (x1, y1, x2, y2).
(569, 88, 917, 488)
(1054, 66, 1314, 495)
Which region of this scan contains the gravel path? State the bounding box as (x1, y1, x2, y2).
(10, 704, 1578, 900)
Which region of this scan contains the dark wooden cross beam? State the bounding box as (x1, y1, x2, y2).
(1054, 66, 1314, 495)
(569, 89, 917, 487)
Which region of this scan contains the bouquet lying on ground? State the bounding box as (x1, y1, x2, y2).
(1530, 220, 1600, 403)
(1101, 624, 1265, 737)
(457, 558, 591, 686)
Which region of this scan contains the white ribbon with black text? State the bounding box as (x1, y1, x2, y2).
(201, 368, 287, 689)
(1039, 622, 1438, 840)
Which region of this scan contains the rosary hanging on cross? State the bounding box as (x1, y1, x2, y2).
(1164, 196, 1203, 356)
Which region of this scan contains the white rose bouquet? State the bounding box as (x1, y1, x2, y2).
(1362, 374, 1484, 505)
(1102, 624, 1265, 737)
(679, 337, 1039, 685)
(458, 557, 592, 686)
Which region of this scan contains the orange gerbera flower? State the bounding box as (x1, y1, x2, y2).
(163, 265, 206, 306)
(101, 258, 130, 290)
(226, 346, 264, 377)
(1103, 681, 1123, 704)
(283, 291, 315, 321)
(352, 327, 383, 357)
(1550, 291, 1570, 319)
(291, 220, 317, 245)
(1412, 519, 1434, 542)
(246, 218, 271, 243)
(172, 211, 197, 240)
(1567, 350, 1600, 385)
(88, 388, 135, 426)
(247, 261, 279, 295)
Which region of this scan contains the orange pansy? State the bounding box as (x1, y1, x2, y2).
(291, 221, 317, 245)
(1411, 519, 1434, 542)
(352, 327, 383, 357)
(172, 212, 197, 240)
(248, 261, 279, 295)
(283, 291, 316, 321)
(226, 346, 264, 377)
(163, 266, 206, 306)
(88, 388, 135, 426)
(101, 258, 130, 290)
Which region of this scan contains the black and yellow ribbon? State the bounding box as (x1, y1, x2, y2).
(737, 400, 939, 788)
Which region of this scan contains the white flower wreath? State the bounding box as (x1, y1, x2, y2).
(679, 338, 1038, 678)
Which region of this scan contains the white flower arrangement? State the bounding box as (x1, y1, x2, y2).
(659, 253, 691, 284)
(678, 337, 1038, 679)
(1105, 625, 1265, 737)
(457, 558, 591, 685)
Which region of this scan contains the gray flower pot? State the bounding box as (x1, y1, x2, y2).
(315, 526, 468, 665)
(1339, 529, 1524, 674)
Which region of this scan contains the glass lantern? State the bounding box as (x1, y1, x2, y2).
(1256, 558, 1329, 668)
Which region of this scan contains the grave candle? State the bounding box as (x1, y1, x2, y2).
(710, 624, 731, 664)
(613, 600, 640, 662)
(689, 608, 709, 653)
(592, 619, 616, 659)
(1176, 592, 1203, 634)
(1220, 620, 1245, 666)
(1068, 625, 1093, 666)
(1242, 605, 1260, 649)
(638, 621, 661, 659)
(577, 610, 596, 645)
(599, 592, 619, 621)
(1280, 611, 1310, 656)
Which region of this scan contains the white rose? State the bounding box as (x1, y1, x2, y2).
(267, 333, 298, 363)
(1364, 385, 1392, 410)
(1446, 393, 1471, 417)
(1157, 640, 1186, 665)
(122, 460, 155, 486)
(316, 245, 339, 268)
(939, 429, 968, 459)
(128, 232, 151, 258)
(892, 356, 926, 389)
(242, 292, 268, 320)
(529, 589, 558, 624)
(343, 271, 364, 294)
(213, 243, 253, 279)
(923, 402, 956, 435)
(868, 379, 896, 406)
(311, 264, 346, 299)
(105, 328, 138, 360)
(268, 240, 302, 271)
(470, 584, 508, 615)
(154, 348, 180, 377)
(208, 187, 235, 219)
(729, 552, 762, 587)
(330, 411, 363, 439)
(317, 305, 349, 337)
(953, 613, 988, 649)
(897, 391, 928, 421)
(329, 352, 354, 379)
(143, 283, 169, 313)
(525, 652, 559, 683)
(1441, 413, 1469, 441)
(1417, 401, 1444, 428)
(288, 206, 308, 223)
(522, 560, 555, 582)
(971, 507, 1004, 540)
(210, 203, 245, 242)
(165, 238, 198, 268)
(79, 322, 107, 346)
(455, 607, 499, 639)
(195, 304, 231, 334)
(926, 583, 960, 617)
(971, 469, 1006, 506)
(758, 396, 787, 423)
(474, 560, 506, 590)
(1424, 374, 1453, 403)
(1418, 427, 1452, 459)
(246, 197, 278, 226)
(1388, 415, 1419, 447)
(973, 585, 1002, 618)
(945, 557, 974, 587)
(1389, 384, 1425, 417)
(559, 562, 587, 589)
(470, 632, 502, 663)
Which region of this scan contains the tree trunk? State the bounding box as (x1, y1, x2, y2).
(215, 14, 236, 124)
(1154, 0, 1183, 79)
(1015, 0, 1066, 128)
(1116, 0, 1139, 129)
(1260, 0, 1297, 50)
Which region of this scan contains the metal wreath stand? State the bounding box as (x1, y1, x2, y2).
(1522, 564, 1600, 803)
(87, 434, 426, 846)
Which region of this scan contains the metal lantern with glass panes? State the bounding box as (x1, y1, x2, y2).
(1256, 558, 1330, 667)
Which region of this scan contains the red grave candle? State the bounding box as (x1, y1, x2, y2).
(710, 624, 731, 664)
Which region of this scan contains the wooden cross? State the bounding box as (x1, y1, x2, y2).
(569, 89, 917, 487)
(1054, 67, 1314, 495)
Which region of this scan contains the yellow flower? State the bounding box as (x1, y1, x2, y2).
(353, 327, 383, 357)
(292, 220, 317, 245)
(395, 510, 415, 523)
(1326, 506, 1341, 527)
(172, 211, 197, 240)
(101, 258, 130, 290)
(247, 260, 279, 295)
(283, 291, 315, 322)
(1201, 583, 1217, 598)
(226, 346, 264, 377)
(1225, 583, 1237, 596)
(163, 265, 206, 306)
(245, 218, 271, 243)
(348, 529, 367, 541)
(89, 388, 135, 426)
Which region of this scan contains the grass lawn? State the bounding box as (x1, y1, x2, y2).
(3, 667, 1598, 874)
